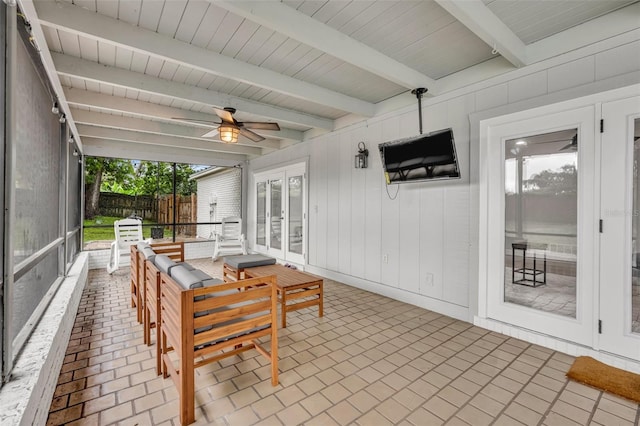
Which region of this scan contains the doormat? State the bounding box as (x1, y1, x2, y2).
(566, 356, 640, 403)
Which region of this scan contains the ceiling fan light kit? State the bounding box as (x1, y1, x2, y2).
(219, 124, 240, 143)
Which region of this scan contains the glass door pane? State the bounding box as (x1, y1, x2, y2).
(256, 181, 266, 246)
(504, 129, 578, 318)
(632, 117, 640, 334)
(288, 175, 303, 255)
(270, 179, 282, 250)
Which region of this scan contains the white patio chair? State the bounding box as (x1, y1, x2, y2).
(106, 218, 147, 274)
(212, 216, 247, 261)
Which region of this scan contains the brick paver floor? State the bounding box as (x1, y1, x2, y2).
(47, 259, 640, 425)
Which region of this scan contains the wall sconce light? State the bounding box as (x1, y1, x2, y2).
(355, 141, 369, 169)
(59, 113, 66, 124)
(219, 124, 240, 143)
(51, 101, 59, 114)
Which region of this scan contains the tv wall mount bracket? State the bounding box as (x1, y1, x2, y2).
(411, 87, 428, 134)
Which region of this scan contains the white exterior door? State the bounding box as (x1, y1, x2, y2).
(255, 172, 285, 259)
(254, 162, 307, 264)
(284, 164, 306, 264)
(481, 106, 598, 346)
(599, 95, 640, 360)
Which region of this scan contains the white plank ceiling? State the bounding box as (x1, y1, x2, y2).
(16, 0, 640, 162)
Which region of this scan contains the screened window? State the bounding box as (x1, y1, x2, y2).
(2, 8, 82, 383)
(83, 160, 242, 249)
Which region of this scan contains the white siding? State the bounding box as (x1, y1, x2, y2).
(248, 39, 640, 322)
(194, 168, 242, 239)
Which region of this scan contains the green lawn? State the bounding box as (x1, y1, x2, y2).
(83, 216, 157, 241)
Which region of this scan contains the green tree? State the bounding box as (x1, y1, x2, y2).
(134, 162, 197, 196)
(84, 157, 134, 218)
(524, 164, 577, 195)
(84, 158, 199, 218)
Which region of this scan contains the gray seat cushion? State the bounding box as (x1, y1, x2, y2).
(155, 255, 176, 274)
(195, 323, 270, 348)
(140, 246, 156, 262)
(223, 254, 276, 269)
(168, 269, 263, 338)
(192, 269, 213, 282)
(171, 266, 206, 290)
(195, 302, 270, 345)
(171, 268, 221, 305)
(190, 277, 271, 345)
(137, 241, 151, 250)
(155, 255, 195, 275)
(202, 277, 224, 287)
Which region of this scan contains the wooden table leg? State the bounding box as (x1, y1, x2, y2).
(281, 289, 287, 328)
(319, 281, 323, 318)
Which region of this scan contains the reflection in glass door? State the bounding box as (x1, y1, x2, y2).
(256, 182, 266, 247)
(286, 173, 306, 264)
(288, 175, 303, 255)
(634, 119, 640, 335)
(504, 129, 578, 318)
(270, 179, 283, 251)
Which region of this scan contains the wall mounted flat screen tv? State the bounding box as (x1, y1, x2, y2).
(379, 128, 460, 184)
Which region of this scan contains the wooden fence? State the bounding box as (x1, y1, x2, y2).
(157, 194, 197, 237)
(98, 193, 155, 220)
(98, 192, 197, 237)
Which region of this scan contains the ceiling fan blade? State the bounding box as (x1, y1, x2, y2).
(171, 117, 218, 125)
(240, 122, 281, 131)
(213, 107, 235, 123)
(202, 129, 219, 138)
(239, 127, 265, 142)
(559, 142, 574, 151)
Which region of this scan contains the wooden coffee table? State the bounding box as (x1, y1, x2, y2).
(244, 264, 323, 328)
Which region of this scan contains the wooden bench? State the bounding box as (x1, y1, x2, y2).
(160, 272, 279, 425)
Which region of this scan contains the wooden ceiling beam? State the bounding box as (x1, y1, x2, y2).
(434, 0, 527, 67)
(215, 1, 438, 93)
(53, 53, 332, 131)
(35, 1, 375, 117)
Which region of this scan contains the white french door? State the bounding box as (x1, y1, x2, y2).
(481, 106, 598, 346)
(599, 96, 640, 360)
(254, 163, 306, 264)
(285, 166, 306, 264)
(481, 88, 640, 362)
(257, 172, 285, 260)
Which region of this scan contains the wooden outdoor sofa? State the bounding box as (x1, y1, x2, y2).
(130, 241, 185, 326)
(160, 270, 278, 425)
(131, 243, 279, 426)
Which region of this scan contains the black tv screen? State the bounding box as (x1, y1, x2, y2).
(379, 128, 460, 184)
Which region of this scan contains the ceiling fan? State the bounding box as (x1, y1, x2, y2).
(177, 107, 280, 143)
(559, 133, 578, 151)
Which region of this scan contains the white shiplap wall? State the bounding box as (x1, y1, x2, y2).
(193, 167, 242, 239)
(248, 36, 640, 322)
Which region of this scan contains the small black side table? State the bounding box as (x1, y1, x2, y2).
(511, 241, 547, 287)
